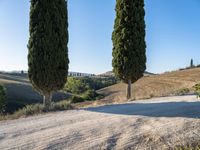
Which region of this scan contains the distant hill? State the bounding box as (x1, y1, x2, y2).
(98, 68, 200, 102)
(143, 71, 155, 76)
(98, 71, 155, 77)
(0, 73, 69, 113)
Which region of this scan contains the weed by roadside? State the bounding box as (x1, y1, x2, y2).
(176, 88, 190, 96)
(0, 100, 73, 121)
(194, 84, 200, 98)
(175, 142, 200, 150)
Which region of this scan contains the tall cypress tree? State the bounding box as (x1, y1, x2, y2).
(190, 59, 194, 68)
(28, 0, 69, 108)
(112, 0, 146, 99)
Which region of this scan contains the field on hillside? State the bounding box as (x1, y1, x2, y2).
(98, 68, 200, 102)
(0, 73, 69, 113)
(2, 68, 200, 112)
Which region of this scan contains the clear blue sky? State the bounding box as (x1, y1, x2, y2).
(0, 0, 200, 74)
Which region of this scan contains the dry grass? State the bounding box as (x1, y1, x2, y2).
(98, 68, 200, 102)
(0, 100, 73, 121)
(175, 143, 200, 150)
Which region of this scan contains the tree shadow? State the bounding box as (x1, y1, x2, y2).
(0, 73, 29, 84)
(4, 83, 70, 113)
(86, 101, 200, 118)
(98, 90, 119, 97)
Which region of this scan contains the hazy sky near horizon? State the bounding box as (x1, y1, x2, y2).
(0, 0, 200, 74)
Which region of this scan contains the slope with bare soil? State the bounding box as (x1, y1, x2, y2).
(0, 95, 200, 150)
(98, 68, 200, 102)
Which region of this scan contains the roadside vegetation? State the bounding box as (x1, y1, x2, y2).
(0, 100, 73, 121)
(0, 84, 6, 114)
(175, 142, 200, 150)
(194, 83, 200, 98)
(176, 88, 190, 96)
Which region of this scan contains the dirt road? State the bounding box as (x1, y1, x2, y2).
(1, 95, 200, 150)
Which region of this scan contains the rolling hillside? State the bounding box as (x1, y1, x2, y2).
(98, 68, 200, 102)
(0, 73, 69, 112)
(2, 68, 200, 112)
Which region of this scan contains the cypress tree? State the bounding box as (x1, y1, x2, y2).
(28, 0, 69, 108)
(190, 59, 194, 68)
(112, 0, 146, 99)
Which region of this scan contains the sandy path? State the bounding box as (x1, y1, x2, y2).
(1, 95, 200, 150)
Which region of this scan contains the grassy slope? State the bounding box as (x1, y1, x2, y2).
(98, 68, 200, 102)
(0, 73, 69, 113)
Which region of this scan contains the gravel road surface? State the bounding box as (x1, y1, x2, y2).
(1, 95, 200, 150)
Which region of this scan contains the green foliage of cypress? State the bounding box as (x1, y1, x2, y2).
(190, 59, 194, 68)
(112, 0, 146, 99)
(28, 0, 69, 107)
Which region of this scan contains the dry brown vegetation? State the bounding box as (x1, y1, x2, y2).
(98, 68, 200, 102)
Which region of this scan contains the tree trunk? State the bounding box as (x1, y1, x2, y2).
(43, 92, 52, 109)
(127, 79, 131, 100)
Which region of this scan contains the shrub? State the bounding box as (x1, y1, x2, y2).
(95, 94, 105, 100)
(13, 104, 45, 117)
(177, 88, 190, 96)
(64, 77, 90, 94)
(194, 84, 200, 98)
(69, 90, 105, 103)
(70, 96, 85, 103)
(81, 90, 105, 101)
(52, 100, 73, 111)
(81, 89, 98, 101)
(149, 94, 154, 98)
(0, 85, 6, 114)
